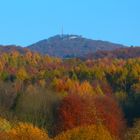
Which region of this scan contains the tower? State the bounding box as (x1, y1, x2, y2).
(61, 25, 64, 38)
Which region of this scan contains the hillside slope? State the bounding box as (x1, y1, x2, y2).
(0, 45, 28, 54)
(84, 47, 140, 59)
(27, 35, 126, 58)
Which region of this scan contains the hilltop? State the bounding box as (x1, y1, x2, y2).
(27, 34, 126, 58)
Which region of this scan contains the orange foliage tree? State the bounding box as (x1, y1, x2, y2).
(53, 78, 94, 95)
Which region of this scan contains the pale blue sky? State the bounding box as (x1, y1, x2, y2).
(0, 0, 139, 46)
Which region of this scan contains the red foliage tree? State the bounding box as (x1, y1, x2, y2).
(55, 94, 125, 138)
(94, 96, 126, 138)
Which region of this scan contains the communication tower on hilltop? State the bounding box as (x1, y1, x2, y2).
(61, 25, 64, 38)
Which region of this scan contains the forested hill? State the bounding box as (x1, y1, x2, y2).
(0, 45, 28, 54)
(27, 34, 126, 58)
(84, 47, 140, 59)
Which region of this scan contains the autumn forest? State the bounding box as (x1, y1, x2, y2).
(0, 50, 139, 140)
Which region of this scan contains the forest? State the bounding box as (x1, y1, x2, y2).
(0, 50, 140, 140)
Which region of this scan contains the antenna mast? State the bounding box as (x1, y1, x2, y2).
(61, 25, 63, 38)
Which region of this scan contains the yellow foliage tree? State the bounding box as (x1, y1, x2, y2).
(53, 78, 94, 96)
(17, 68, 28, 81)
(54, 125, 116, 140)
(78, 81, 94, 95)
(0, 61, 4, 72)
(6, 123, 50, 140)
(0, 117, 11, 132)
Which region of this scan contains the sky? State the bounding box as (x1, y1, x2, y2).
(0, 0, 139, 46)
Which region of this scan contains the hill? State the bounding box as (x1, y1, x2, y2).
(27, 34, 126, 58)
(0, 45, 28, 54)
(84, 47, 140, 59)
